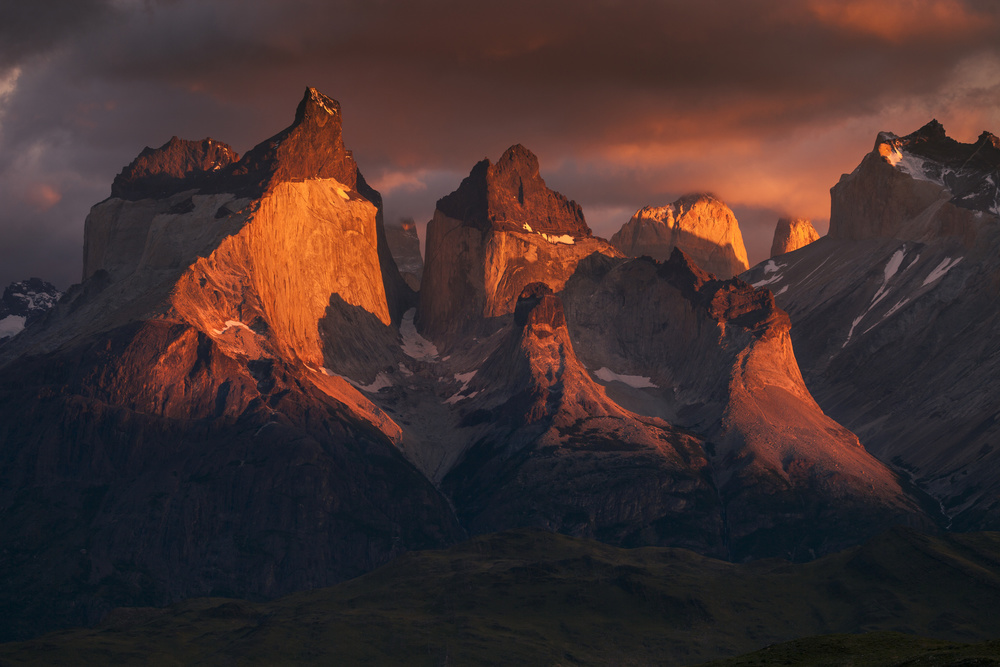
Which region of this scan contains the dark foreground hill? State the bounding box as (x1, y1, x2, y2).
(3, 527, 1000, 666)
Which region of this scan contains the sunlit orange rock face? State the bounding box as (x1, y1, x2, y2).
(0, 88, 460, 641)
(0, 89, 941, 642)
(411, 144, 927, 560)
(610, 194, 749, 279)
(82, 89, 398, 369)
(417, 144, 620, 344)
(770, 217, 819, 257)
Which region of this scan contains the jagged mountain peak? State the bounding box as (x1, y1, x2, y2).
(436, 144, 590, 237)
(0, 278, 62, 339)
(296, 86, 342, 122)
(228, 87, 359, 196)
(910, 118, 947, 141)
(831, 119, 1000, 241)
(419, 146, 616, 343)
(771, 217, 819, 257)
(111, 136, 239, 200)
(610, 195, 749, 279)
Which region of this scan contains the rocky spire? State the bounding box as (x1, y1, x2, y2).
(770, 217, 819, 257)
(610, 194, 749, 279)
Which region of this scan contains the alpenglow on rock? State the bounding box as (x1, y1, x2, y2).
(610, 194, 749, 279)
(829, 119, 1000, 243)
(0, 88, 461, 641)
(417, 144, 618, 344)
(770, 218, 819, 257)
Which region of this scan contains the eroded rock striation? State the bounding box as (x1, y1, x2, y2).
(610, 194, 749, 278)
(771, 217, 819, 257)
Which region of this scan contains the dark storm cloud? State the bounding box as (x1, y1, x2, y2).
(1, 0, 998, 287)
(0, 1, 114, 72)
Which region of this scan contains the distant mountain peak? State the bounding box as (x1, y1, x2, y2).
(436, 143, 591, 237)
(298, 86, 341, 121)
(771, 217, 819, 257)
(832, 119, 1000, 241)
(111, 136, 239, 200)
(610, 193, 749, 279)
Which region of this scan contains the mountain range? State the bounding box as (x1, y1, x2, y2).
(1, 89, 999, 663)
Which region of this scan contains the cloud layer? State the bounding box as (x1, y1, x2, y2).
(1, 0, 998, 287)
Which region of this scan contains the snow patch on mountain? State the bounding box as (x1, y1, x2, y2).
(211, 320, 253, 336)
(593, 367, 658, 389)
(752, 260, 786, 288)
(844, 247, 914, 347)
(400, 308, 439, 361)
(871, 248, 907, 307)
(923, 257, 963, 286)
(0, 315, 26, 338)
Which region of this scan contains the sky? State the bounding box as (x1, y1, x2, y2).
(1, 0, 999, 289)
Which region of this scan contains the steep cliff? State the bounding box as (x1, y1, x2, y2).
(829, 120, 999, 243)
(610, 194, 749, 278)
(771, 217, 819, 257)
(744, 120, 1000, 531)
(561, 250, 927, 559)
(385, 218, 423, 290)
(0, 88, 461, 641)
(441, 283, 726, 555)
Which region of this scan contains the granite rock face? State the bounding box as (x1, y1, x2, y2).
(0, 94, 945, 642)
(417, 144, 619, 345)
(744, 120, 1000, 531)
(771, 217, 819, 257)
(0, 88, 462, 641)
(829, 120, 999, 243)
(441, 283, 727, 556)
(385, 218, 423, 290)
(610, 194, 749, 278)
(560, 250, 927, 559)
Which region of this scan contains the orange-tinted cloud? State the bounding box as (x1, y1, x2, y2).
(808, 0, 993, 42)
(0, 0, 999, 286)
(24, 183, 62, 211)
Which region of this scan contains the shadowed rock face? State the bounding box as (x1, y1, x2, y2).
(744, 120, 1000, 531)
(829, 120, 1000, 243)
(0, 91, 943, 643)
(418, 145, 617, 345)
(0, 88, 461, 641)
(436, 144, 591, 237)
(385, 218, 423, 290)
(771, 217, 819, 257)
(561, 250, 928, 560)
(441, 282, 727, 556)
(610, 194, 749, 279)
(111, 137, 240, 201)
